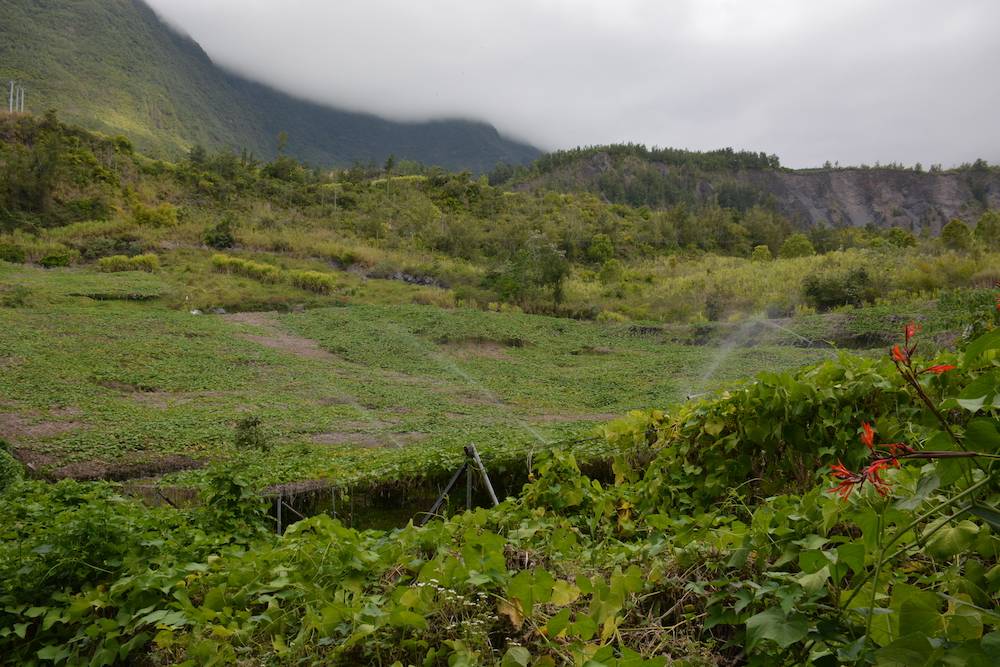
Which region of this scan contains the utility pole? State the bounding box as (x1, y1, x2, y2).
(7, 81, 13, 113)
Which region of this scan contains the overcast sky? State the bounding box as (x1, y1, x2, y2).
(146, 0, 1000, 168)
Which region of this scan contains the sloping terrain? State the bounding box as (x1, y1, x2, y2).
(0, 261, 828, 490)
(0, 0, 539, 170)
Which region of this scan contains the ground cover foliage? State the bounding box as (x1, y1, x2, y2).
(1, 301, 998, 665)
(0, 260, 826, 488)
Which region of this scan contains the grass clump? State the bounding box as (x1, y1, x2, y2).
(97, 253, 160, 272)
(211, 253, 282, 283)
(133, 202, 179, 227)
(288, 269, 337, 294)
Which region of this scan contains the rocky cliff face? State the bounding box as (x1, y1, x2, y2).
(735, 168, 1000, 232)
(517, 152, 1000, 232)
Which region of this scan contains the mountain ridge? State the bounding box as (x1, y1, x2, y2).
(0, 0, 540, 171)
(507, 147, 1000, 231)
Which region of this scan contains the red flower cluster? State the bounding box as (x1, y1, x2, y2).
(828, 422, 915, 499)
(890, 321, 957, 377)
(828, 323, 952, 500)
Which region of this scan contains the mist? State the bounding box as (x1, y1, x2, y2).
(145, 0, 1000, 168)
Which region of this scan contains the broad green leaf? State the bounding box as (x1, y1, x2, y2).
(954, 373, 1000, 413)
(550, 579, 580, 606)
(36, 645, 71, 661)
(925, 520, 980, 559)
(965, 418, 1000, 452)
(945, 595, 983, 641)
(898, 599, 944, 639)
(570, 613, 598, 641)
(745, 607, 808, 649)
(837, 541, 867, 575)
(388, 608, 427, 630)
(501, 646, 531, 667)
(546, 608, 572, 637)
(796, 565, 830, 595)
(895, 474, 940, 511)
(963, 330, 1000, 367)
(873, 633, 936, 666)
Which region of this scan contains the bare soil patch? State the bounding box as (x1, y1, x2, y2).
(442, 340, 509, 360)
(12, 447, 59, 472)
(437, 335, 527, 360)
(311, 431, 426, 448)
(50, 454, 203, 482)
(224, 311, 336, 360)
(0, 412, 83, 441)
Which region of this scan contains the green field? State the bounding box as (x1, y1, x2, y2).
(0, 261, 831, 492)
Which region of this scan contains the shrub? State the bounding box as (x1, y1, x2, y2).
(802, 267, 877, 311)
(288, 269, 337, 294)
(941, 219, 971, 251)
(973, 210, 1000, 250)
(886, 227, 916, 247)
(204, 218, 236, 249)
(97, 253, 159, 273)
(779, 233, 815, 258)
(234, 415, 270, 453)
(596, 309, 628, 323)
(587, 233, 615, 263)
(0, 242, 26, 264)
(75, 235, 143, 260)
(133, 202, 179, 227)
(38, 251, 75, 268)
(598, 259, 623, 284)
(750, 244, 772, 262)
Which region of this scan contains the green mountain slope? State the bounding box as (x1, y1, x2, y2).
(0, 0, 539, 171)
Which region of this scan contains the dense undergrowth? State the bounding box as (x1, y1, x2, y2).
(2, 113, 999, 323)
(1, 303, 997, 665)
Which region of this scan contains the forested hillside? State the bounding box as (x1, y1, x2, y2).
(499, 144, 1000, 232)
(0, 0, 539, 171)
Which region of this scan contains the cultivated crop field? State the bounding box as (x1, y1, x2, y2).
(0, 261, 831, 493)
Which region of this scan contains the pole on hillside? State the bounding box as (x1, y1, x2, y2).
(465, 444, 499, 506)
(276, 493, 283, 534)
(19, 87, 24, 113)
(7, 81, 13, 113)
(419, 461, 468, 526)
(466, 461, 473, 510)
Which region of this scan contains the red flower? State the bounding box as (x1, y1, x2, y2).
(860, 422, 875, 450)
(827, 461, 864, 500)
(891, 344, 909, 364)
(905, 322, 920, 344)
(862, 459, 896, 496)
(920, 364, 956, 375)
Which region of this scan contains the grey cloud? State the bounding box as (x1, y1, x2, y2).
(145, 0, 1000, 167)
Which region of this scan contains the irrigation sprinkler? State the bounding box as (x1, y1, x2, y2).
(417, 443, 499, 526)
